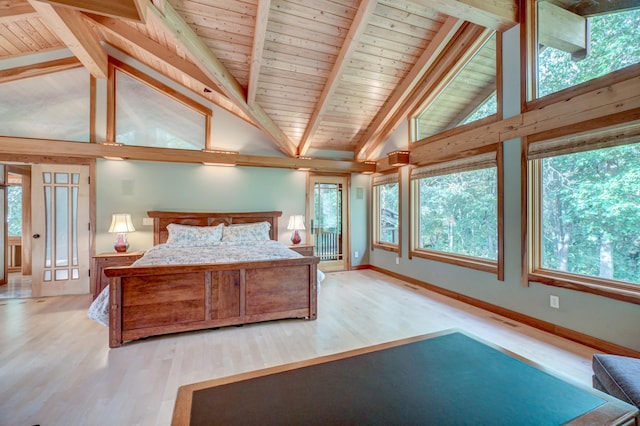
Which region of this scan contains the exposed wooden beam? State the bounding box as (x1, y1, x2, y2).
(0, 136, 376, 174)
(90, 16, 255, 125)
(412, 0, 518, 32)
(33, 0, 147, 22)
(146, 1, 297, 157)
(354, 16, 463, 160)
(548, 0, 640, 16)
(538, 1, 587, 56)
(297, 0, 379, 157)
(29, 0, 108, 79)
(0, 56, 81, 84)
(247, 0, 270, 107)
(411, 67, 640, 165)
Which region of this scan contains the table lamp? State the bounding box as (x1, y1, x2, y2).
(109, 213, 135, 253)
(287, 215, 305, 245)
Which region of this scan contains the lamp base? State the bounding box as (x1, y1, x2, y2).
(291, 230, 301, 245)
(114, 233, 129, 253)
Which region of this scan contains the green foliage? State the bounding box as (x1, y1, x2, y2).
(418, 168, 497, 259)
(379, 183, 399, 244)
(541, 144, 640, 283)
(538, 8, 640, 97)
(7, 186, 22, 236)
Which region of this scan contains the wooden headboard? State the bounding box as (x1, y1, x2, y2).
(147, 211, 282, 245)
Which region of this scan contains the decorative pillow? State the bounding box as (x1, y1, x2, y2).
(222, 221, 271, 242)
(166, 223, 224, 245)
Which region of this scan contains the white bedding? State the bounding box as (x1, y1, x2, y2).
(88, 240, 324, 326)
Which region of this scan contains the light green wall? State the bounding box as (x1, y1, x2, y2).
(368, 26, 640, 352)
(96, 160, 308, 252)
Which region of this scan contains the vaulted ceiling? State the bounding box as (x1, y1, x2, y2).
(0, 0, 518, 161)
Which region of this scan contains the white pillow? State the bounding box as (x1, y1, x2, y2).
(222, 221, 271, 242)
(166, 223, 224, 245)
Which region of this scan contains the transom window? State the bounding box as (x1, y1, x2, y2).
(412, 32, 497, 142)
(411, 152, 499, 273)
(112, 61, 210, 150)
(534, 2, 640, 98)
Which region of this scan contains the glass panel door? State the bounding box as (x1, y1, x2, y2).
(308, 175, 349, 272)
(31, 165, 89, 296)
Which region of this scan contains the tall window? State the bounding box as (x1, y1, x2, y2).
(528, 129, 640, 301)
(372, 172, 400, 251)
(411, 152, 498, 273)
(535, 3, 640, 98)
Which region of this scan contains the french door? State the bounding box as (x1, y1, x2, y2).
(308, 175, 349, 272)
(31, 164, 90, 296)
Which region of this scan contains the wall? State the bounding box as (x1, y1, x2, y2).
(369, 26, 640, 352)
(96, 160, 308, 252)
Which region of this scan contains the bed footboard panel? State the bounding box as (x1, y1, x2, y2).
(107, 257, 319, 347)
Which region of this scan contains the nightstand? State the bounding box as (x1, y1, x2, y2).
(91, 251, 144, 300)
(289, 244, 314, 256)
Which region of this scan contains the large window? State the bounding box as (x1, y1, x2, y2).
(0, 66, 90, 142)
(528, 128, 640, 302)
(411, 152, 498, 273)
(112, 61, 210, 150)
(372, 172, 400, 251)
(412, 33, 497, 141)
(535, 2, 640, 98)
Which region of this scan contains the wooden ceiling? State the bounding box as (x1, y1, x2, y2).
(0, 0, 518, 161)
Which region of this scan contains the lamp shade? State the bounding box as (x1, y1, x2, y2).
(287, 215, 305, 231)
(108, 213, 135, 233)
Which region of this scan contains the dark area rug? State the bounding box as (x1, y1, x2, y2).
(185, 331, 609, 425)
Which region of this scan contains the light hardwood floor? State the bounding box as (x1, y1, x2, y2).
(0, 270, 600, 426)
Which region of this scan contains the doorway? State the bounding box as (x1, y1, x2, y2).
(307, 175, 349, 272)
(0, 162, 91, 298)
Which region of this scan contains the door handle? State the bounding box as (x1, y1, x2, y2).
(33, 234, 40, 239)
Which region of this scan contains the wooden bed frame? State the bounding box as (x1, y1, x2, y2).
(104, 211, 319, 348)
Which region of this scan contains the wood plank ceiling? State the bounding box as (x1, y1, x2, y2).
(0, 0, 518, 161)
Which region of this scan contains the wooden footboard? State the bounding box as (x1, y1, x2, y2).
(104, 256, 319, 348)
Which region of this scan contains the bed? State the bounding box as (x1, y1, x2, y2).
(93, 211, 320, 348)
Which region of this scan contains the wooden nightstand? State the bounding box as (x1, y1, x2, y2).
(91, 251, 144, 300)
(289, 244, 314, 256)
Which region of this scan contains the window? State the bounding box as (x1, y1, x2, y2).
(7, 185, 22, 236)
(411, 152, 499, 273)
(372, 172, 400, 251)
(535, 3, 640, 98)
(112, 61, 210, 150)
(0, 66, 90, 142)
(527, 126, 640, 302)
(412, 33, 497, 141)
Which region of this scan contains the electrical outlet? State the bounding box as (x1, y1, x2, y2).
(354, 251, 359, 258)
(550, 295, 560, 309)
(395, 257, 400, 265)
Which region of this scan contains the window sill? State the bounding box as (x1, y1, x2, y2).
(411, 249, 497, 275)
(373, 243, 399, 254)
(529, 270, 640, 305)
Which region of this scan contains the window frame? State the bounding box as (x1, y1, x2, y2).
(372, 170, 401, 254)
(410, 29, 501, 144)
(410, 148, 504, 278)
(525, 0, 640, 105)
(524, 125, 640, 305)
(107, 58, 212, 149)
